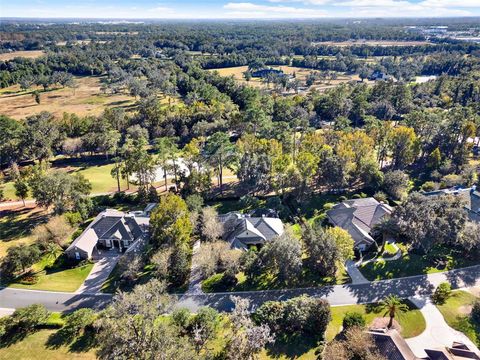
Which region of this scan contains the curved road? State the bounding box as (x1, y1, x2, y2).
(1, 265, 479, 313)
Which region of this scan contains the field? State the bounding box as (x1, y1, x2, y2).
(208, 65, 361, 92)
(311, 40, 431, 47)
(0, 50, 45, 61)
(0, 76, 136, 120)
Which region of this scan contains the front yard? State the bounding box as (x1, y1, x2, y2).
(436, 290, 480, 346)
(359, 245, 478, 281)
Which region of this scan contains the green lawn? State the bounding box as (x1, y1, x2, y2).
(0, 329, 96, 360)
(437, 290, 479, 346)
(326, 301, 425, 341)
(360, 246, 478, 281)
(9, 263, 94, 292)
(202, 264, 351, 293)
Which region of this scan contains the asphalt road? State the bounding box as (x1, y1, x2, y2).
(1, 265, 479, 313)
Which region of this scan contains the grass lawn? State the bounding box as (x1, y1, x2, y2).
(359, 245, 478, 281)
(202, 264, 350, 293)
(437, 290, 479, 346)
(9, 262, 94, 292)
(327, 302, 425, 341)
(0, 329, 96, 360)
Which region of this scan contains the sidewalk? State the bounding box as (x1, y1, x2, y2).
(345, 260, 369, 284)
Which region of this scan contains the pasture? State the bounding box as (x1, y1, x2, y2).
(0, 76, 136, 120)
(0, 50, 45, 61)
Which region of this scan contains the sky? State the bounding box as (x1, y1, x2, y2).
(2, 0, 480, 19)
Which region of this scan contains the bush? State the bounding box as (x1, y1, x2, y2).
(172, 308, 191, 331)
(64, 212, 83, 226)
(323, 202, 335, 211)
(17, 270, 40, 285)
(373, 191, 388, 203)
(421, 181, 439, 192)
(10, 304, 50, 333)
(471, 299, 480, 323)
(253, 301, 285, 332)
(342, 312, 366, 330)
(432, 282, 452, 304)
(63, 308, 96, 337)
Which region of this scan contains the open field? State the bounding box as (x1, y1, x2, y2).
(208, 65, 361, 92)
(0, 76, 136, 120)
(0, 50, 45, 61)
(312, 40, 431, 47)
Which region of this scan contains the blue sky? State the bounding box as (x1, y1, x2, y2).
(2, 0, 480, 19)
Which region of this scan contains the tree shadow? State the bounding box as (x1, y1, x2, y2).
(46, 327, 96, 353)
(265, 333, 320, 359)
(0, 207, 49, 242)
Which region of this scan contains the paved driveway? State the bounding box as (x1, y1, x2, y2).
(75, 249, 120, 294)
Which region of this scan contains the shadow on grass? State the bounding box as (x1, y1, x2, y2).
(0, 329, 30, 348)
(265, 333, 321, 359)
(46, 328, 96, 353)
(0, 208, 49, 242)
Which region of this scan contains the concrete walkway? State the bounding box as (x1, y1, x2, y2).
(406, 295, 480, 357)
(345, 260, 370, 284)
(76, 250, 120, 294)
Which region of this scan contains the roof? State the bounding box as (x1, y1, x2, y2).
(219, 212, 284, 250)
(369, 329, 417, 360)
(66, 209, 146, 255)
(327, 198, 392, 248)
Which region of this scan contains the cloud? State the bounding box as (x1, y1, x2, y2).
(268, 0, 332, 4)
(223, 2, 328, 17)
(419, 0, 480, 7)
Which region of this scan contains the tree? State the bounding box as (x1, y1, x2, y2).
(0, 115, 24, 165)
(190, 307, 221, 353)
(224, 296, 274, 360)
(382, 170, 410, 201)
(259, 231, 302, 285)
(378, 295, 409, 329)
(205, 132, 236, 194)
(303, 224, 340, 277)
(23, 112, 61, 163)
(324, 326, 386, 360)
(432, 282, 452, 305)
(97, 280, 198, 360)
(389, 126, 418, 170)
(200, 207, 223, 242)
(14, 179, 29, 206)
(155, 137, 180, 191)
(62, 308, 96, 338)
(29, 172, 91, 215)
(326, 226, 355, 263)
(1, 245, 41, 277)
(150, 194, 192, 247)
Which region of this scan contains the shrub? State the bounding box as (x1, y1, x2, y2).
(373, 191, 388, 203)
(171, 308, 191, 331)
(432, 282, 452, 304)
(421, 181, 439, 192)
(323, 202, 335, 211)
(471, 299, 480, 323)
(63, 308, 96, 337)
(253, 301, 285, 332)
(10, 304, 50, 332)
(64, 212, 83, 226)
(342, 312, 366, 330)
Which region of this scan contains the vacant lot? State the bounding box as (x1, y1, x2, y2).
(209, 65, 360, 92)
(312, 40, 431, 47)
(0, 50, 45, 61)
(0, 76, 136, 120)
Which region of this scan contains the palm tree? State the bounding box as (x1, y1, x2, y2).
(44, 242, 61, 262)
(379, 295, 409, 329)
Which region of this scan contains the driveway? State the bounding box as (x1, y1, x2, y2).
(406, 296, 480, 356)
(75, 249, 120, 294)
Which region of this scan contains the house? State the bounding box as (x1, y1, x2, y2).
(369, 328, 479, 360)
(369, 71, 397, 82)
(423, 186, 480, 224)
(326, 197, 393, 251)
(65, 206, 152, 260)
(218, 212, 284, 250)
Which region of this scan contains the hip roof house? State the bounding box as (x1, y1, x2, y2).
(326, 197, 393, 251)
(219, 212, 284, 250)
(65, 207, 152, 260)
